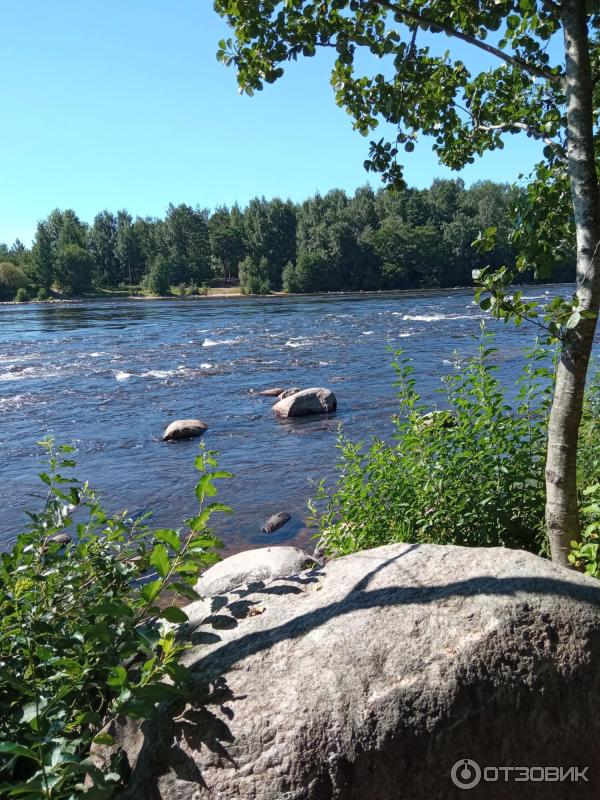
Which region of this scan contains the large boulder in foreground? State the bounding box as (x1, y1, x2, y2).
(97, 543, 600, 799)
(272, 387, 337, 418)
(194, 545, 313, 597)
(162, 419, 208, 441)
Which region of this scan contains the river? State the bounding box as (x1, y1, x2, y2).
(0, 286, 565, 553)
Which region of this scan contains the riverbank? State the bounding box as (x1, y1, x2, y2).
(2, 283, 494, 306)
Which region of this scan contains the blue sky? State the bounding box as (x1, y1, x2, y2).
(0, 1, 552, 245)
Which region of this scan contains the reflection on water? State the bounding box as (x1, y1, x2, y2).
(0, 287, 564, 553)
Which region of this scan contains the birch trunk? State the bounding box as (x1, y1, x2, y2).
(545, 0, 600, 565)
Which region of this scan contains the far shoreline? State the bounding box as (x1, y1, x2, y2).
(0, 282, 553, 307)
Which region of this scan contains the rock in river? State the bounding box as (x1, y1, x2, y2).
(93, 542, 600, 799)
(277, 387, 300, 399)
(162, 419, 208, 442)
(272, 387, 337, 418)
(256, 387, 285, 397)
(261, 511, 291, 533)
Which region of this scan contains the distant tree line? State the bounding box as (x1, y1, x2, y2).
(0, 179, 574, 301)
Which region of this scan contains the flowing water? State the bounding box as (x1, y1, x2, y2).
(0, 287, 566, 553)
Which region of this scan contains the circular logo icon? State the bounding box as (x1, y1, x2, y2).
(451, 759, 482, 789)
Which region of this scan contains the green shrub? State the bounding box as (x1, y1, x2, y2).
(568, 365, 600, 576)
(310, 328, 554, 557)
(569, 482, 600, 577)
(14, 287, 29, 303)
(36, 287, 50, 301)
(0, 440, 231, 798)
(0, 262, 28, 301)
(239, 255, 271, 295)
(142, 256, 171, 296)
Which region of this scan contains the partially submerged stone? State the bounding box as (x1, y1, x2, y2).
(272, 387, 337, 418)
(256, 387, 285, 397)
(277, 387, 300, 400)
(162, 419, 208, 441)
(261, 511, 292, 533)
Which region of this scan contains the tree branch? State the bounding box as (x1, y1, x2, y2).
(474, 121, 567, 161)
(374, 0, 562, 84)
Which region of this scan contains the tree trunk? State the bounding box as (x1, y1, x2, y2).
(545, 0, 600, 565)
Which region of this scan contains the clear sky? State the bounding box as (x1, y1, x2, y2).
(1, 1, 552, 245)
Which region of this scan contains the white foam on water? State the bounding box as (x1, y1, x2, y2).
(0, 366, 43, 382)
(362, 331, 374, 335)
(0, 354, 38, 364)
(0, 394, 26, 409)
(285, 336, 313, 348)
(202, 338, 242, 347)
(200, 363, 214, 369)
(115, 371, 132, 381)
(398, 332, 413, 338)
(521, 293, 551, 301)
(139, 370, 173, 379)
(396, 313, 477, 322)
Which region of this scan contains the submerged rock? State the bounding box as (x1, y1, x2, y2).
(261, 511, 292, 533)
(272, 387, 337, 418)
(194, 545, 313, 597)
(162, 419, 208, 441)
(95, 542, 600, 799)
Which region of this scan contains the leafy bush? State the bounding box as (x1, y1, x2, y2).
(36, 287, 50, 301)
(0, 262, 28, 301)
(142, 256, 171, 296)
(569, 483, 600, 577)
(239, 255, 271, 295)
(568, 365, 600, 576)
(311, 328, 553, 557)
(0, 440, 230, 799)
(15, 287, 29, 303)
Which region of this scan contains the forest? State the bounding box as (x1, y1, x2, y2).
(0, 178, 572, 301)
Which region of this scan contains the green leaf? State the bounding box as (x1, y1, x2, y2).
(108, 665, 128, 688)
(159, 606, 189, 624)
(566, 312, 581, 329)
(92, 732, 115, 746)
(131, 683, 182, 701)
(20, 697, 48, 725)
(154, 528, 181, 552)
(0, 742, 39, 760)
(195, 474, 218, 500)
(169, 582, 201, 601)
(140, 578, 163, 604)
(150, 544, 170, 578)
